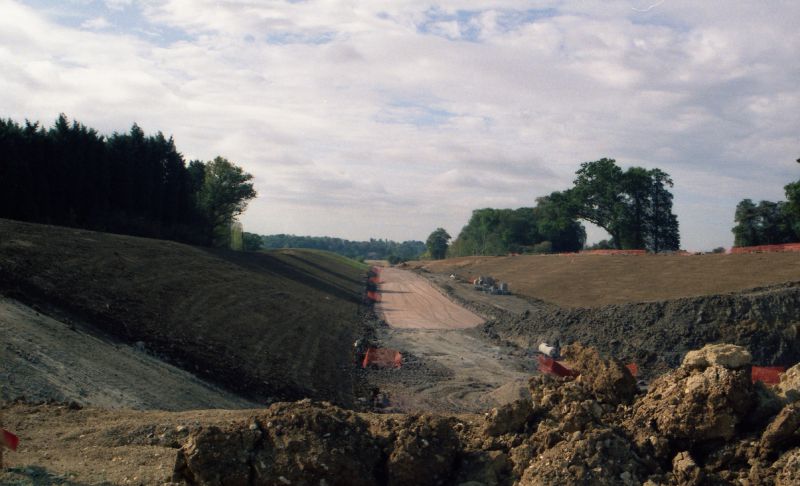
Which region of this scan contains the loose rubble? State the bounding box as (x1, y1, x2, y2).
(173, 343, 800, 485)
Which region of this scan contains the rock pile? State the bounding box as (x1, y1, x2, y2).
(173, 344, 800, 485)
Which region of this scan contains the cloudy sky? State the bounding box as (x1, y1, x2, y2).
(2, 0, 799, 250)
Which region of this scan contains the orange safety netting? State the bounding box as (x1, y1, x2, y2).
(626, 363, 639, 377)
(367, 291, 382, 302)
(731, 243, 800, 254)
(538, 355, 577, 377)
(369, 276, 382, 284)
(751, 366, 786, 384)
(362, 348, 402, 369)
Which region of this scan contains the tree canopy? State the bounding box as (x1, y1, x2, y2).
(261, 234, 425, 261)
(567, 158, 680, 252)
(426, 228, 451, 259)
(447, 203, 585, 257)
(732, 158, 800, 247)
(0, 114, 255, 247)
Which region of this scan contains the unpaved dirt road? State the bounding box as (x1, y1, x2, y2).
(370, 268, 533, 413)
(0, 296, 257, 410)
(376, 267, 485, 329)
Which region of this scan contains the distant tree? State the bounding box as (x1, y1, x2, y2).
(387, 254, 404, 265)
(242, 232, 263, 251)
(570, 158, 626, 247)
(711, 247, 726, 254)
(534, 193, 586, 252)
(732, 157, 800, 247)
(646, 168, 680, 252)
(732, 199, 795, 246)
(783, 157, 800, 239)
(196, 156, 257, 247)
(585, 239, 614, 250)
(426, 228, 451, 260)
(259, 234, 425, 260)
(569, 158, 679, 252)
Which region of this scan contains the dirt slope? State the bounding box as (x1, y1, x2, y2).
(0, 218, 368, 406)
(1, 296, 257, 410)
(413, 252, 800, 307)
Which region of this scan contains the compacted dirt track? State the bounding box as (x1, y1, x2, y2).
(369, 267, 532, 413)
(376, 267, 485, 329)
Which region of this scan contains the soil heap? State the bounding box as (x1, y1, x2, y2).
(172, 343, 800, 485)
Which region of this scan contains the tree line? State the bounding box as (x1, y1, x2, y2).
(260, 234, 426, 261)
(429, 158, 681, 258)
(732, 159, 800, 247)
(0, 115, 255, 247)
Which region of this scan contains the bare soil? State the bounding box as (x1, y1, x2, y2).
(365, 268, 531, 413)
(1, 296, 256, 410)
(411, 252, 800, 308)
(376, 267, 484, 329)
(0, 218, 368, 406)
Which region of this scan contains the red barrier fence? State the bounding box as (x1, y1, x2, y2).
(1, 429, 18, 451)
(580, 249, 647, 256)
(362, 348, 402, 369)
(626, 363, 639, 378)
(751, 366, 786, 384)
(538, 356, 577, 377)
(369, 276, 382, 284)
(731, 243, 800, 254)
(367, 291, 381, 302)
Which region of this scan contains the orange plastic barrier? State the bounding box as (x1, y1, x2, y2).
(367, 291, 381, 302)
(1, 429, 18, 452)
(580, 249, 646, 256)
(362, 348, 402, 368)
(538, 356, 577, 378)
(369, 276, 382, 284)
(731, 243, 800, 254)
(626, 363, 639, 377)
(751, 366, 785, 384)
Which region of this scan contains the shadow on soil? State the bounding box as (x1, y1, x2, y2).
(2, 466, 93, 486)
(203, 248, 364, 304)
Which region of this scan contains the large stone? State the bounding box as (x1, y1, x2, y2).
(560, 343, 638, 405)
(779, 363, 800, 402)
(682, 344, 752, 370)
(760, 404, 800, 457)
(625, 364, 754, 456)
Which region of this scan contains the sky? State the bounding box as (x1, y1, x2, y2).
(2, 0, 799, 250)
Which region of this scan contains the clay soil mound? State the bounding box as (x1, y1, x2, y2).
(0, 218, 368, 406)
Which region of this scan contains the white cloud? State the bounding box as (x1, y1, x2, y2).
(80, 16, 111, 30)
(2, 0, 800, 249)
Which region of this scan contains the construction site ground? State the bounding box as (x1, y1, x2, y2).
(366, 267, 532, 413)
(410, 252, 800, 307)
(3, 218, 800, 484)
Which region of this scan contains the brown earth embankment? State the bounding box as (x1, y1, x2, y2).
(0, 218, 369, 406)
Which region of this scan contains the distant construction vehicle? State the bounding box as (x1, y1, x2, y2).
(473, 276, 510, 295)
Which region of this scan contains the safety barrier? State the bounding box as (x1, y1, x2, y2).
(751, 366, 786, 384)
(362, 348, 402, 368)
(626, 363, 639, 378)
(731, 243, 800, 254)
(538, 355, 577, 377)
(1, 429, 18, 451)
(366, 291, 382, 302)
(580, 249, 647, 256)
